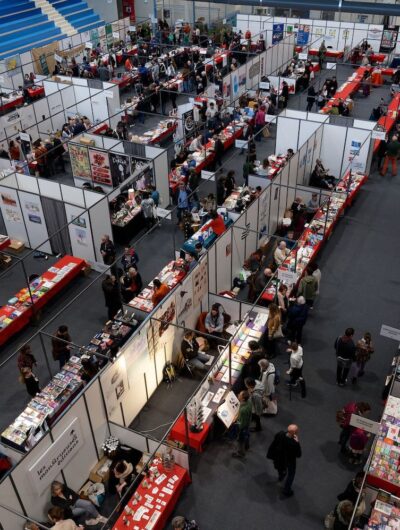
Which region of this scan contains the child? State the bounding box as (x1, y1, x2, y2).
(348, 428, 369, 465)
(21, 367, 40, 397)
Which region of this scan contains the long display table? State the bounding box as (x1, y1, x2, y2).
(0, 256, 86, 346)
(373, 93, 400, 153)
(112, 460, 190, 530)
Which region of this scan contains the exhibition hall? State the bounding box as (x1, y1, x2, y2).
(0, 1, 400, 529)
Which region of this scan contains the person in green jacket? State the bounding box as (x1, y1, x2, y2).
(297, 266, 318, 309)
(233, 390, 252, 458)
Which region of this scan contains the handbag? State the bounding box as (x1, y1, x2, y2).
(271, 325, 284, 339)
(324, 512, 335, 529)
(263, 398, 278, 416)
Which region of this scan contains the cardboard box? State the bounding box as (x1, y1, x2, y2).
(79, 135, 96, 147)
(9, 240, 25, 252)
(89, 456, 112, 483)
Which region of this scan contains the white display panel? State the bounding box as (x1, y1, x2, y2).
(276, 117, 299, 155)
(61, 183, 85, 207)
(145, 146, 169, 207)
(297, 143, 307, 185)
(207, 242, 217, 295)
(18, 190, 51, 254)
(0, 476, 26, 530)
(0, 185, 29, 244)
(258, 184, 271, 237)
(50, 398, 98, 493)
(38, 178, 62, 200)
(320, 123, 346, 178)
(33, 97, 50, 122)
(61, 85, 76, 110)
(109, 423, 148, 453)
(341, 127, 371, 176)
(299, 119, 322, 147)
(311, 126, 323, 175)
(244, 198, 259, 261)
(84, 378, 109, 451)
(231, 226, 246, 287)
(269, 176, 281, 235)
(215, 229, 233, 293)
(88, 195, 113, 262)
(64, 203, 96, 262)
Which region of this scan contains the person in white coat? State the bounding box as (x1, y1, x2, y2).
(274, 241, 290, 267)
(286, 342, 304, 384)
(258, 359, 277, 414)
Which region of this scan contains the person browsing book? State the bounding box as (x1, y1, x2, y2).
(201, 210, 226, 237)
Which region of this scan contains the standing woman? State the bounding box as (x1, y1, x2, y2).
(261, 303, 282, 358)
(52, 325, 72, 369)
(352, 332, 374, 383)
(277, 284, 289, 323)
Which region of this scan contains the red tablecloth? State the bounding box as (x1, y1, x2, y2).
(0, 96, 24, 112)
(321, 66, 368, 113)
(0, 255, 86, 346)
(27, 86, 44, 99)
(370, 53, 386, 63)
(150, 123, 177, 144)
(110, 74, 136, 89)
(373, 93, 400, 153)
(112, 462, 190, 530)
(92, 122, 109, 135)
(169, 414, 211, 452)
(0, 236, 10, 250)
(308, 48, 344, 58)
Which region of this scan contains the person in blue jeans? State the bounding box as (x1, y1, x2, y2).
(232, 390, 252, 458)
(177, 182, 191, 223)
(267, 424, 302, 497)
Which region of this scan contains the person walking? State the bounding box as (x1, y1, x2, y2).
(258, 358, 277, 414)
(17, 344, 37, 373)
(52, 325, 72, 369)
(286, 296, 308, 344)
(141, 192, 156, 230)
(286, 342, 306, 397)
(245, 377, 264, 432)
(380, 134, 400, 177)
(297, 266, 318, 308)
(306, 86, 317, 112)
(335, 328, 356, 387)
(261, 303, 282, 358)
(20, 367, 40, 397)
(351, 332, 374, 383)
(267, 424, 302, 497)
(232, 390, 252, 458)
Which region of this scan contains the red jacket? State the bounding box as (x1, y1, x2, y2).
(203, 215, 226, 236)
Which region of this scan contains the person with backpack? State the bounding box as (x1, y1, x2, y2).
(258, 358, 278, 415)
(245, 377, 264, 432)
(335, 328, 356, 387)
(267, 424, 302, 497)
(297, 267, 318, 309)
(336, 401, 371, 454)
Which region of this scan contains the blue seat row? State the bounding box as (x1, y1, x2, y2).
(0, 1, 35, 16)
(0, 7, 42, 23)
(66, 12, 100, 27)
(58, 2, 90, 16)
(0, 14, 48, 33)
(0, 33, 62, 60)
(0, 24, 61, 48)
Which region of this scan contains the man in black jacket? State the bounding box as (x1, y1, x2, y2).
(335, 328, 356, 386)
(213, 134, 224, 171)
(267, 424, 302, 497)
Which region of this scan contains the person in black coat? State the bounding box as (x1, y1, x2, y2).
(267, 424, 301, 497)
(232, 341, 263, 394)
(102, 275, 122, 320)
(306, 86, 316, 112)
(213, 134, 224, 170)
(337, 471, 364, 505)
(100, 234, 116, 266)
(335, 328, 356, 386)
(287, 296, 308, 343)
(52, 136, 65, 172)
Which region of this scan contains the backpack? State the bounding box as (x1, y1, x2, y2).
(270, 369, 280, 386)
(163, 361, 176, 384)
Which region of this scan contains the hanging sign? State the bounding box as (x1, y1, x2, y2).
(277, 268, 298, 285)
(380, 324, 400, 341)
(350, 414, 380, 435)
(272, 23, 284, 44)
(297, 25, 310, 46)
(372, 130, 387, 141)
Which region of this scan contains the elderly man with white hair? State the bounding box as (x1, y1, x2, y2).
(274, 240, 290, 267)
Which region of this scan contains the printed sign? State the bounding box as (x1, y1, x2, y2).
(201, 170, 215, 181)
(277, 268, 298, 285)
(29, 418, 84, 494)
(272, 23, 284, 44)
(380, 324, 400, 342)
(372, 130, 387, 141)
(297, 24, 310, 46)
(235, 139, 248, 149)
(350, 414, 380, 435)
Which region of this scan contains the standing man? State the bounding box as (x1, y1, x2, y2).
(380, 134, 400, 177)
(267, 424, 302, 497)
(232, 390, 252, 458)
(100, 234, 116, 266)
(335, 328, 356, 387)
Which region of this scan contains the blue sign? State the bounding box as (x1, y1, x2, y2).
(272, 23, 284, 44)
(297, 24, 310, 46)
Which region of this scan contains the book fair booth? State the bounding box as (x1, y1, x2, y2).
(0, 101, 379, 528)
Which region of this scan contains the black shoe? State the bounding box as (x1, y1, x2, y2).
(282, 490, 294, 497)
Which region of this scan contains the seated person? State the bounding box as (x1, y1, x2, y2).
(204, 303, 224, 337)
(283, 230, 296, 250)
(290, 196, 306, 220)
(306, 193, 320, 221)
(185, 252, 197, 271)
(181, 330, 213, 370)
(48, 507, 84, 529)
(189, 134, 203, 152)
(121, 267, 143, 303)
(313, 159, 337, 189)
(50, 481, 105, 525)
(274, 241, 290, 266)
(152, 278, 170, 306)
(113, 460, 135, 498)
(195, 242, 206, 258)
(80, 356, 99, 384)
(286, 148, 294, 160)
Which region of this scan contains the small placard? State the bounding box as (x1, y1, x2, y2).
(112, 32, 119, 39)
(103, 90, 114, 99)
(298, 52, 308, 60)
(201, 170, 215, 181)
(326, 62, 337, 70)
(350, 414, 380, 435)
(223, 18, 227, 24)
(129, 25, 136, 32)
(19, 132, 31, 142)
(54, 54, 63, 63)
(372, 129, 386, 141)
(235, 139, 248, 149)
(381, 324, 400, 341)
(277, 268, 298, 285)
(259, 81, 270, 90)
(85, 42, 93, 49)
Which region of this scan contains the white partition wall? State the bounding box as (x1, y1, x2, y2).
(275, 117, 300, 154)
(319, 123, 348, 178)
(64, 204, 97, 262)
(0, 185, 29, 245)
(215, 229, 233, 293)
(0, 477, 23, 530)
(18, 190, 52, 254)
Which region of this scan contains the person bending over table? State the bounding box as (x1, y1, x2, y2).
(181, 330, 213, 371)
(152, 278, 170, 306)
(201, 210, 226, 237)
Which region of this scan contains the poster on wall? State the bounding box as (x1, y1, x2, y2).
(182, 108, 195, 140)
(1, 192, 22, 223)
(5, 55, 21, 76)
(272, 23, 284, 44)
(258, 189, 269, 239)
(147, 295, 176, 359)
(231, 71, 239, 99)
(238, 65, 246, 96)
(297, 25, 310, 46)
(223, 76, 231, 100)
(192, 255, 208, 308)
(69, 144, 91, 180)
(380, 26, 398, 52)
(24, 200, 43, 224)
(100, 354, 129, 418)
(125, 330, 149, 381)
(89, 149, 112, 187)
(109, 153, 131, 186)
(176, 275, 194, 328)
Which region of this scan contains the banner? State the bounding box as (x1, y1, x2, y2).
(182, 108, 195, 140)
(109, 152, 131, 186)
(192, 255, 208, 307)
(29, 418, 84, 494)
(100, 354, 129, 418)
(231, 70, 239, 99)
(272, 23, 284, 44)
(89, 149, 112, 187)
(380, 26, 398, 52)
(69, 144, 91, 180)
(297, 25, 310, 46)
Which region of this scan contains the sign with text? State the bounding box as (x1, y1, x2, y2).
(298, 53, 308, 60)
(235, 139, 248, 149)
(19, 132, 31, 142)
(277, 268, 298, 285)
(201, 170, 215, 181)
(29, 418, 84, 494)
(372, 130, 387, 141)
(381, 324, 400, 342)
(85, 42, 93, 49)
(259, 81, 270, 90)
(350, 414, 380, 435)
